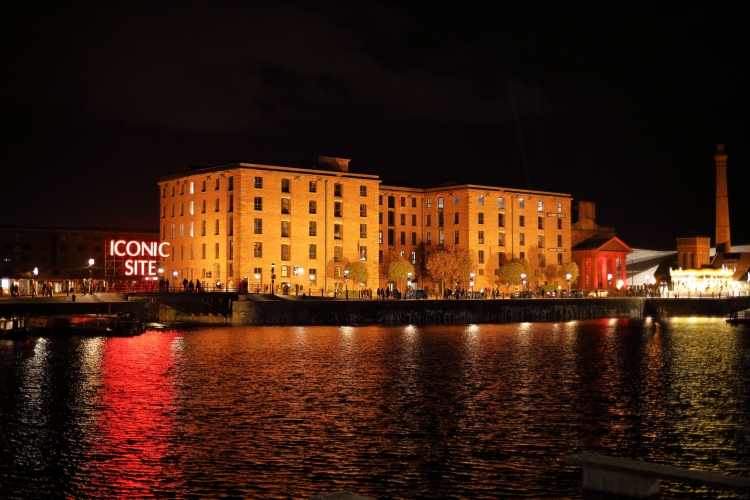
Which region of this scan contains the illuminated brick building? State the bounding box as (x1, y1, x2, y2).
(158, 157, 381, 294)
(379, 182, 573, 292)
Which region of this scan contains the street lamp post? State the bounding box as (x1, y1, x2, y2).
(520, 273, 527, 297)
(344, 269, 349, 300)
(607, 273, 613, 296)
(566, 273, 572, 296)
(88, 258, 95, 295)
(32, 267, 38, 298)
(470, 272, 475, 298)
(172, 270, 178, 292)
(271, 263, 276, 295)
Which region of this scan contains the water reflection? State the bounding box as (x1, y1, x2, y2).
(1, 320, 748, 499)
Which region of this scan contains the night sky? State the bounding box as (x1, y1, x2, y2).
(4, 2, 748, 249)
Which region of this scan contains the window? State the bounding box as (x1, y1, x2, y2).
(309, 221, 317, 236)
(254, 242, 262, 257)
(360, 224, 367, 238)
(454, 231, 459, 244)
(215, 219, 220, 235)
(189, 201, 194, 215)
(557, 202, 562, 212)
(400, 232, 406, 245)
(538, 217, 543, 229)
(254, 218, 262, 234)
(309, 201, 317, 214)
(202, 220, 207, 236)
(426, 232, 432, 245)
(334, 201, 342, 217)
(438, 197, 444, 209)
(360, 204, 367, 217)
(498, 197, 505, 209)
(478, 195, 484, 206)
(558, 254, 563, 265)
(538, 253, 544, 266)
(202, 200, 206, 213)
(334, 266, 341, 278)
(171, 186, 175, 197)
(309, 244, 317, 259)
(520, 251, 525, 259)
(180, 245, 183, 260)
(478, 231, 484, 244)
(454, 195, 460, 206)
(538, 235, 543, 248)
(557, 219, 562, 230)
(309, 181, 316, 192)
(388, 196, 395, 208)
(478, 250, 484, 264)
(229, 240, 234, 260)
(412, 198, 416, 208)
(454, 213, 459, 224)
(334, 224, 342, 239)
(427, 198, 432, 208)
(400, 197, 405, 207)
(410, 251, 416, 264)
(309, 268, 317, 285)
(478, 213, 484, 224)
(202, 243, 206, 259)
(334, 183, 342, 197)
(379, 231, 383, 244)
(498, 214, 504, 227)
(411, 214, 416, 226)
(438, 212, 444, 227)
(388, 212, 394, 226)
(519, 198, 525, 209)
(379, 195, 383, 205)
(180, 223, 184, 238)
(215, 242, 220, 258)
(162, 206, 166, 219)
(180, 183, 184, 195)
(281, 221, 289, 237)
(557, 235, 563, 247)
(360, 185, 367, 197)
(281, 178, 290, 193)
(538, 200, 544, 212)
(519, 233, 525, 246)
(426, 214, 431, 226)
(387, 229, 394, 246)
(360, 246, 367, 261)
(379, 212, 383, 224)
(228, 195, 233, 212)
(281, 265, 289, 278)
(281, 244, 290, 261)
(334, 246, 342, 262)
(255, 197, 263, 211)
(439, 230, 444, 245)
(411, 232, 417, 245)
(281, 198, 290, 214)
(401, 214, 406, 225)
(190, 221, 195, 237)
(215, 179, 220, 190)
(254, 176, 263, 188)
(162, 186, 166, 198)
(519, 215, 525, 227)
(215, 199, 220, 212)
(228, 177, 233, 191)
(202, 180, 206, 192)
(180, 203, 184, 216)
(498, 232, 504, 246)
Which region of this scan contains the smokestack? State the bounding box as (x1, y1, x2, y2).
(715, 143, 731, 254)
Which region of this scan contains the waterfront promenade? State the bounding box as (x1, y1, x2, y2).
(2, 292, 749, 326)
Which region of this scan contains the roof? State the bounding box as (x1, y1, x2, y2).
(572, 236, 634, 253)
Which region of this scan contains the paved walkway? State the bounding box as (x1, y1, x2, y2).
(0, 293, 128, 304)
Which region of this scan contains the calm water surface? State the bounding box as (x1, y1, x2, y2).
(1, 318, 749, 499)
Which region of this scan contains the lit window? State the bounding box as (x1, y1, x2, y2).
(478, 195, 484, 206)
(454, 195, 460, 206)
(438, 197, 444, 209)
(498, 197, 504, 209)
(519, 198, 525, 209)
(360, 246, 367, 261)
(538, 200, 544, 212)
(478, 231, 484, 244)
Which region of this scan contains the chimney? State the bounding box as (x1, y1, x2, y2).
(303, 156, 350, 172)
(715, 144, 731, 254)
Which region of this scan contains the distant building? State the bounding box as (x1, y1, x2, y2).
(571, 201, 633, 291)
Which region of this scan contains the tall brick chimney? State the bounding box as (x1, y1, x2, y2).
(715, 143, 731, 254)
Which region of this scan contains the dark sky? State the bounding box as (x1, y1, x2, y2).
(3, 2, 748, 249)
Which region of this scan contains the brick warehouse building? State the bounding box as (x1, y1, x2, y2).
(158, 157, 380, 295)
(159, 157, 574, 295)
(379, 182, 572, 292)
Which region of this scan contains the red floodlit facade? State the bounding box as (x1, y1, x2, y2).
(572, 236, 633, 291)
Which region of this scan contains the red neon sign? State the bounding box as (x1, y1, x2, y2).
(109, 240, 170, 276)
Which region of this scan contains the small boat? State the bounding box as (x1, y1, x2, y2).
(1, 316, 28, 340)
(27, 313, 144, 336)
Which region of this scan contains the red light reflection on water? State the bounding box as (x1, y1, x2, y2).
(78, 333, 184, 497)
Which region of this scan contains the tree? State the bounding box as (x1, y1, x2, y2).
(510, 257, 530, 277)
(559, 261, 579, 286)
(453, 246, 473, 284)
(543, 263, 559, 283)
(345, 262, 368, 288)
(388, 259, 414, 293)
(425, 248, 459, 293)
(496, 261, 525, 292)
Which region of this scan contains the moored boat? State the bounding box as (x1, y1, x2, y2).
(27, 313, 144, 336)
(1, 316, 27, 340)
